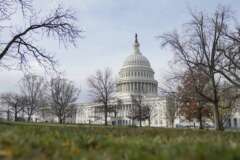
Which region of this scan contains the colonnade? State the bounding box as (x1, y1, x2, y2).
(120, 70, 153, 78)
(117, 82, 157, 94)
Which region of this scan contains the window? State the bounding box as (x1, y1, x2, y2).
(228, 119, 231, 127)
(160, 120, 162, 125)
(234, 118, 237, 127)
(118, 120, 121, 125)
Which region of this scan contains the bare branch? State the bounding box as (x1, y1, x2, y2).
(0, 3, 82, 71)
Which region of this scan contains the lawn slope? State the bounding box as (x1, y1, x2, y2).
(0, 122, 239, 160)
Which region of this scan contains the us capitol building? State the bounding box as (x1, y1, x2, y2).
(76, 34, 171, 127)
(2, 34, 240, 129)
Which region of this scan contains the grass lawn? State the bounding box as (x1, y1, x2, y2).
(0, 122, 240, 160)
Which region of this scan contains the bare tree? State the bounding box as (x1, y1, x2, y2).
(0, 0, 31, 20)
(127, 105, 138, 127)
(131, 95, 143, 127)
(0, 93, 25, 121)
(108, 98, 123, 125)
(159, 72, 181, 128)
(129, 95, 152, 127)
(87, 68, 115, 126)
(127, 95, 155, 127)
(143, 104, 156, 127)
(216, 29, 240, 88)
(0, 0, 81, 71)
(19, 74, 46, 121)
(159, 7, 231, 130)
(177, 70, 213, 129)
(49, 76, 80, 124)
(165, 94, 178, 128)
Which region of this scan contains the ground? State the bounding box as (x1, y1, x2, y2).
(0, 122, 240, 160)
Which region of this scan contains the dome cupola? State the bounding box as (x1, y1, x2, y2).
(117, 34, 158, 97)
(123, 34, 151, 67)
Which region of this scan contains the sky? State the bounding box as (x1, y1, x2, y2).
(0, 0, 240, 102)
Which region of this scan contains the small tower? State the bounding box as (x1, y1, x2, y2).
(134, 33, 141, 55)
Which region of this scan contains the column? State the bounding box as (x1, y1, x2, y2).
(140, 82, 142, 93)
(137, 82, 139, 92)
(144, 83, 146, 93)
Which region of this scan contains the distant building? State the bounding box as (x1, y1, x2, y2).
(225, 109, 240, 129)
(76, 34, 170, 127)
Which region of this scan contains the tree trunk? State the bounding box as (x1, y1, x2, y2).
(7, 109, 10, 121)
(59, 118, 63, 124)
(213, 103, 224, 131)
(211, 73, 224, 131)
(27, 108, 32, 122)
(104, 105, 108, 126)
(63, 114, 66, 124)
(27, 116, 31, 122)
(139, 107, 142, 127)
(14, 112, 18, 121)
(171, 119, 174, 128)
(148, 117, 151, 127)
(198, 107, 203, 129)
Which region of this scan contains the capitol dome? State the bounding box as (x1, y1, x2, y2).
(123, 53, 151, 67)
(117, 34, 158, 96)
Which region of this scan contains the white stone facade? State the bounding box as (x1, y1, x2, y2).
(77, 96, 169, 127)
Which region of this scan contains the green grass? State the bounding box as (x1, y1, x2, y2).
(0, 122, 240, 160)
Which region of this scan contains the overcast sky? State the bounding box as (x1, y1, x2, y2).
(0, 0, 239, 102)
